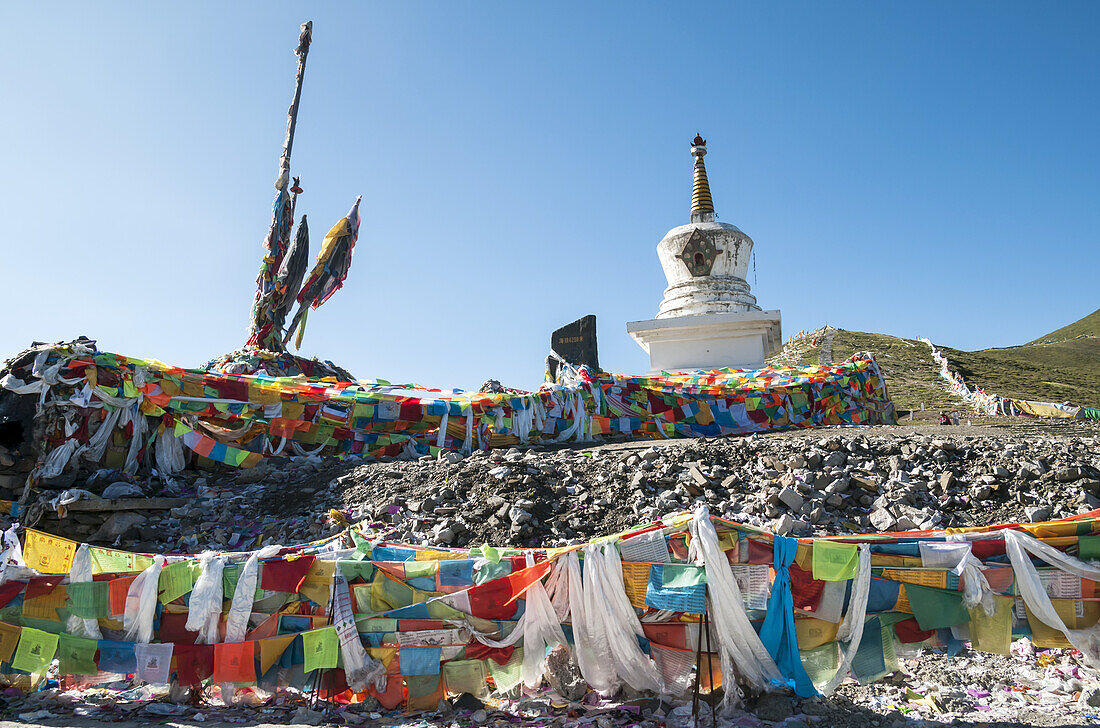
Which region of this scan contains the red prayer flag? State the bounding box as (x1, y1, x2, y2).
(260, 555, 315, 593)
(212, 641, 256, 683)
(175, 644, 214, 686)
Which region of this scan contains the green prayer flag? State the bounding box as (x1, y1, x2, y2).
(663, 564, 706, 588)
(851, 617, 895, 683)
(812, 541, 859, 581)
(1080, 536, 1100, 562)
(89, 546, 153, 574)
(11, 627, 58, 674)
(905, 583, 970, 630)
(338, 560, 375, 582)
(67, 581, 109, 619)
(159, 560, 198, 604)
(487, 646, 524, 693)
(59, 633, 99, 675)
(301, 626, 339, 672)
(405, 561, 438, 580)
(222, 563, 264, 600)
(799, 642, 840, 686)
(350, 530, 372, 556)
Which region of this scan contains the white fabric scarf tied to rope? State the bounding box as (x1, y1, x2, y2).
(688, 507, 782, 703)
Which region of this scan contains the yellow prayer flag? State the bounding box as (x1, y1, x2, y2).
(368, 646, 398, 668)
(22, 586, 67, 622)
(620, 562, 652, 610)
(23, 529, 78, 574)
(414, 549, 466, 562)
(0, 622, 21, 663)
(299, 558, 337, 606)
(968, 596, 1013, 655)
(795, 617, 840, 650)
(259, 633, 297, 675)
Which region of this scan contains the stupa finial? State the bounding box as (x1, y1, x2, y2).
(690, 134, 714, 223)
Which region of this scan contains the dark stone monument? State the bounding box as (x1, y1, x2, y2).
(547, 315, 599, 381)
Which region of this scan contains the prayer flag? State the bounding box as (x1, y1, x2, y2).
(98, 640, 137, 674)
(134, 642, 174, 684)
(0, 622, 21, 663)
(23, 529, 77, 574)
(259, 634, 297, 676)
(58, 633, 98, 675)
(399, 645, 442, 676)
(67, 581, 109, 619)
(175, 644, 214, 686)
(212, 641, 256, 683)
(12, 627, 58, 674)
(904, 583, 970, 631)
(301, 626, 339, 672)
(811, 541, 859, 581)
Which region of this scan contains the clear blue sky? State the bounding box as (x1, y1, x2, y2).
(2, 2, 1097, 389)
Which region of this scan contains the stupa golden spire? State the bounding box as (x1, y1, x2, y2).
(690, 134, 715, 223)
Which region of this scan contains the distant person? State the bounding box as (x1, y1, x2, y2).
(939, 412, 951, 425)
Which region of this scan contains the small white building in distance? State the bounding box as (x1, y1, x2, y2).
(627, 135, 781, 373)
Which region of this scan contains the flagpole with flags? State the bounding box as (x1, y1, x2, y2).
(247, 20, 313, 351)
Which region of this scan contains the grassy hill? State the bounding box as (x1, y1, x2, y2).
(770, 308, 1100, 410)
(1027, 307, 1100, 344)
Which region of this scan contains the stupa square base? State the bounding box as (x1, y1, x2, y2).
(627, 309, 782, 373)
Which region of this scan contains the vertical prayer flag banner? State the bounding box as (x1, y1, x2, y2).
(23, 529, 78, 574)
(12, 627, 58, 674)
(213, 641, 256, 683)
(301, 626, 339, 672)
(811, 541, 859, 581)
(59, 633, 99, 675)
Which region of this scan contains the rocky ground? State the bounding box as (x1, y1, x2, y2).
(2, 415, 1100, 727)
(21, 415, 1092, 556)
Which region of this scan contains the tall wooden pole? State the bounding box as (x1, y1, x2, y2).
(247, 21, 313, 350)
(280, 21, 313, 191)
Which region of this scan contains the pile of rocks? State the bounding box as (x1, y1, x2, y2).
(13, 422, 1097, 555)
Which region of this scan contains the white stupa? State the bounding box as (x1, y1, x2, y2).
(627, 135, 781, 372)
